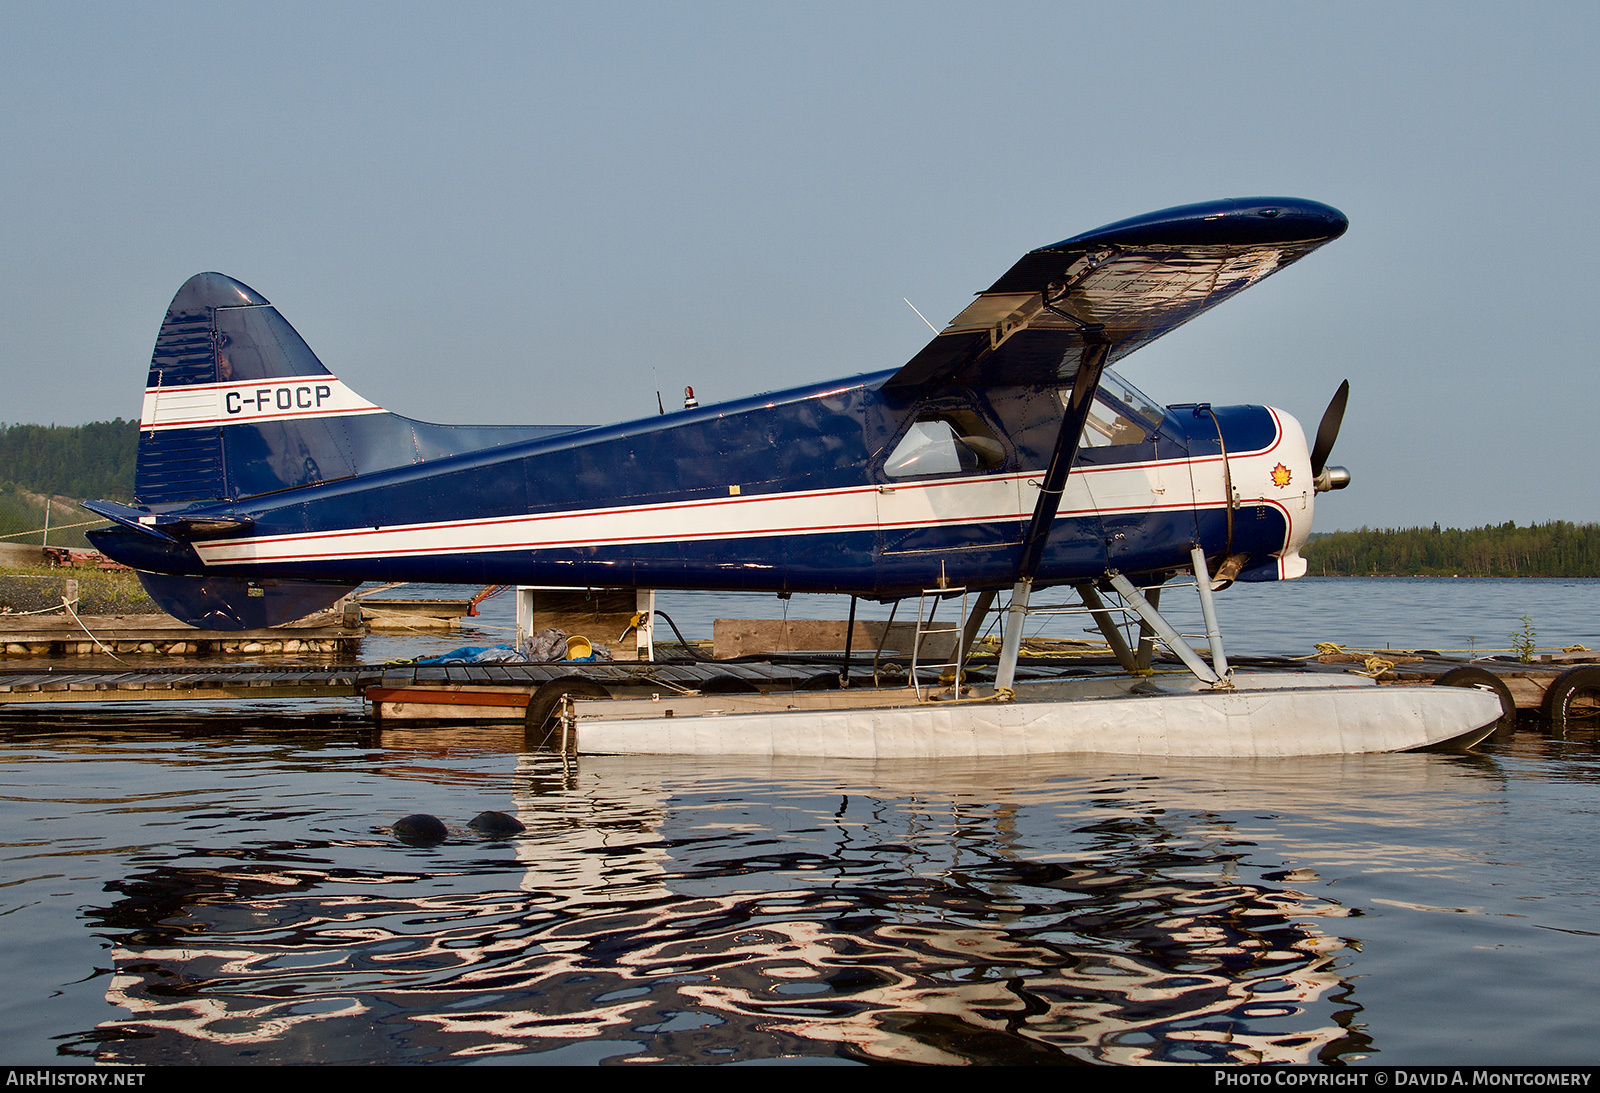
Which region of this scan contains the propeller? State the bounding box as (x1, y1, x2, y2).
(1310, 380, 1351, 492)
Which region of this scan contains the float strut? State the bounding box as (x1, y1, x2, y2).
(1135, 585, 1161, 672)
(994, 579, 1031, 692)
(840, 595, 857, 688)
(995, 335, 1114, 697)
(1076, 582, 1138, 672)
(1190, 545, 1230, 678)
(1106, 572, 1222, 685)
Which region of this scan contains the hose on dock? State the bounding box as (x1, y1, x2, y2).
(653, 610, 710, 661)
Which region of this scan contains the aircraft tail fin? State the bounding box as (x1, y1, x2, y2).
(90, 272, 396, 627)
(133, 271, 574, 505)
(135, 272, 387, 504)
(91, 271, 573, 629)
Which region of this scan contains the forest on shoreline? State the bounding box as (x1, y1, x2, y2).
(1, 420, 1596, 575)
(0, 420, 138, 548)
(1301, 522, 1600, 578)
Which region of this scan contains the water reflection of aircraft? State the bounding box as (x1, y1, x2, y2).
(85, 752, 1382, 1065)
(82, 197, 1499, 745)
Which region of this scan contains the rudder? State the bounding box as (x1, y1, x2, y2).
(136, 272, 384, 503)
(93, 271, 580, 629)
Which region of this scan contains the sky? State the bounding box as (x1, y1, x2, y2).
(1, 1, 1595, 531)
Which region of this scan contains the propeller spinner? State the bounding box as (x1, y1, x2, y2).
(1311, 379, 1352, 493)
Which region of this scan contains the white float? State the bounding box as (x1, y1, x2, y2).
(567, 673, 1503, 759)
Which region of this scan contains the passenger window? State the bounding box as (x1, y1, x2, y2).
(884, 414, 1005, 478)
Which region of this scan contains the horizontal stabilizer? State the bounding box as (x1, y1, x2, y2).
(82, 499, 253, 541)
(82, 499, 179, 542)
(887, 197, 1348, 391)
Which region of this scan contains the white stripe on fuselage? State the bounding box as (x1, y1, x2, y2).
(140, 377, 385, 431)
(189, 410, 1307, 570)
(194, 454, 1248, 567)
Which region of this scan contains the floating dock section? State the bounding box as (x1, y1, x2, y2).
(0, 612, 362, 657)
(1, 649, 1593, 757)
(0, 658, 854, 708)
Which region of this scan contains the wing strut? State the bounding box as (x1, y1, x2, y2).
(994, 331, 1112, 692)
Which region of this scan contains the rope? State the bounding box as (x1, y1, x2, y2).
(967, 636, 1114, 660)
(1307, 640, 1566, 660)
(1, 601, 82, 616)
(59, 596, 125, 663)
(919, 683, 1017, 705)
(0, 518, 109, 541)
(625, 665, 697, 695)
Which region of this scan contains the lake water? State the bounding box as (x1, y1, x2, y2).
(381, 575, 1600, 663)
(2, 578, 1598, 1065)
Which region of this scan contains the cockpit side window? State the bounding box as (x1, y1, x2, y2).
(883, 409, 1006, 478)
(1066, 371, 1167, 449)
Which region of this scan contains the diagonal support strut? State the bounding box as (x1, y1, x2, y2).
(995, 333, 1112, 692)
(1107, 571, 1223, 685)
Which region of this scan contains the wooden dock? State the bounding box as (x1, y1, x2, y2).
(0, 652, 1594, 731)
(0, 658, 917, 711)
(357, 598, 474, 629)
(0, 611, 363, 656)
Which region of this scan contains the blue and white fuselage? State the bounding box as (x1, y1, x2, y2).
(86, 197, 1346, 630)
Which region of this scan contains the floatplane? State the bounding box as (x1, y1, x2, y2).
(84, 197, 1501, 756)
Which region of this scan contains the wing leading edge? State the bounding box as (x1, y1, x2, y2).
(885, 197, 1347, 392)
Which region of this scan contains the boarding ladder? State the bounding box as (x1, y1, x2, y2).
(910, 585, 969, 699)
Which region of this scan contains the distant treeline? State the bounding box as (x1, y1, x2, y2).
(0, 420, 139, 548)
(1302, 522, 1600, 577)
(0, 420, 138, 501)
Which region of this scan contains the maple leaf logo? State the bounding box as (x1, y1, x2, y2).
(1270, 463, 1292, 488)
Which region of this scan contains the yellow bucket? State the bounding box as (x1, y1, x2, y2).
(565, 635, 593, 660)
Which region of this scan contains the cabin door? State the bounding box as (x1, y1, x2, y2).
(875, 412, 1023, 560)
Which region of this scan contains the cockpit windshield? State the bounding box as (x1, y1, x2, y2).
(1070, 369, 1168, 449)
(882, 370, 1168, 476)
(1100, 369, 1166, 428)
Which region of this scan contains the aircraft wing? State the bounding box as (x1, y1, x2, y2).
(885, 197, 1347, 391)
